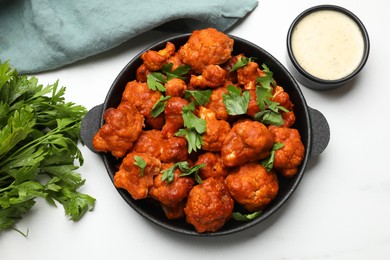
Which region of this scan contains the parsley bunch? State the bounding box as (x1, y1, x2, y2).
(0, 61, 95, 234)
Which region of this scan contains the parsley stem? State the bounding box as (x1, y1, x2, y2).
(0, 181, 15, 193)
(0, 175, 14, 186)
(12, 227, 29, 237)
(0, 123, 76, 169)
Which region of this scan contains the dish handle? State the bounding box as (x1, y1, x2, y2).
(80, 104, 103, 153)
(308, 107, 330, 158)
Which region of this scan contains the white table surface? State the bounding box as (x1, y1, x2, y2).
(2, 0, 390, 259)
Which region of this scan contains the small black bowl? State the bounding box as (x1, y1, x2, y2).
(287, 5, 370, 90)
(81, 33, 330, 236)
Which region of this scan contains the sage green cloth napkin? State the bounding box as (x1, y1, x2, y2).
(0, 0, 258, 74)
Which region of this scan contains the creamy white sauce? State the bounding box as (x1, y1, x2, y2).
(291, 10, 365, 80)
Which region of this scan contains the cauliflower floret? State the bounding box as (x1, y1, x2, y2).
(149, 163, 195, 219)
(189, 65, 227, 89)
(122, 80, 165, 129)
(161, 97, 188, 138)
(269, 125, 305, 177)
(195, 152, 228, 180)
(141, 42, 175, 71)
(114, 152, 161, 200)
(178, 28, 234, 73)
(165, 78, 187, 97)
(184, 177, 234, 233)
(221, 120, 274, 167)
(92, 102, 143, 158)
(131, 130, 188, 163)
(197, 106, 230, 152)
(225, 163, 279, 212)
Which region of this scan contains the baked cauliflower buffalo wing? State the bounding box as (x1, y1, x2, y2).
(141, 41, 176, 71)
(122, 80, 165, 129)
(189, 64, 227, 89)
(221, 120, 274, 167)
(204, 85, 229, 121)
(114, 152, 161, 200)
(131, 130, 188, 163)
(269, 125, 305, 177)
(184, 177, 234, 233)
(92, 102, 143, 158)
(195, 152, 228, 180)
(161, 97, 188, 138)
(198, 106, 230, 152)
(237, 60, 268, 90)
(225, 163, 279, 212)
(178, 28, 234, 74)
(149, 163, 195, 219)
(165, 78, 187, 97)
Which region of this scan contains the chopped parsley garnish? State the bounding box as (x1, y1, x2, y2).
(230, 56, 256, 72)
(254, 84, 289, 126)
(182, 103, 206, 133)
(133, 155, 147, 176)
(147, 72, 166, 92)
(151, 95, 171, 117)
(232, 211, 262, 221)
(147, 63, 191, 92)
(222, 85, 250, 116)
(161, 161, 205, 184)
(184, 89, 212, 106)
(176, 128, 204, 154)
(163, 63, 191, 80)
(175, 103, 206, 154)
(256, 63, 275, 89)
(254, 66, 289, 126)
(261, 142, 284, 172)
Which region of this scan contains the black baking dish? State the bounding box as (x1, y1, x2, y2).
(81, 33, 330, 236)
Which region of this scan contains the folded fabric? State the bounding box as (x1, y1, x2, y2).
(0, 0, 258, 74)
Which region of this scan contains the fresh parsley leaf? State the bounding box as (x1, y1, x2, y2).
(161, 63, 174, 75)
(151, 95, 171, 117)
(147, 63, 191, 92)
(268, 101, 289, 113)
(161, 165, 176, 183)
(272, 142, 285, 150)
(254, 110, 284, 126)
(261, 142, 284, 172)
(232, 211, 262, 221)
(184, 89, 212, 106)
(175, 102, 207, 153)
(178, 162, 205, 184)
(133, 155, 147, 176)
(256, 63, 276, 89)
(0, 106, 35, 159)
(222, 85, 250, 115)
(255, 83, 272, 111)
(147, 72, 167, 92)
(230, 56, 256, 72)
(181, 103, 207, 134)
(176, 128, 203, 154)
(161, 161, 205, 184)
(176, 103, 206, 153)
(254, 78, 289, 126)
(163, 63, 191, 80)
(0, 199, 35, 231)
